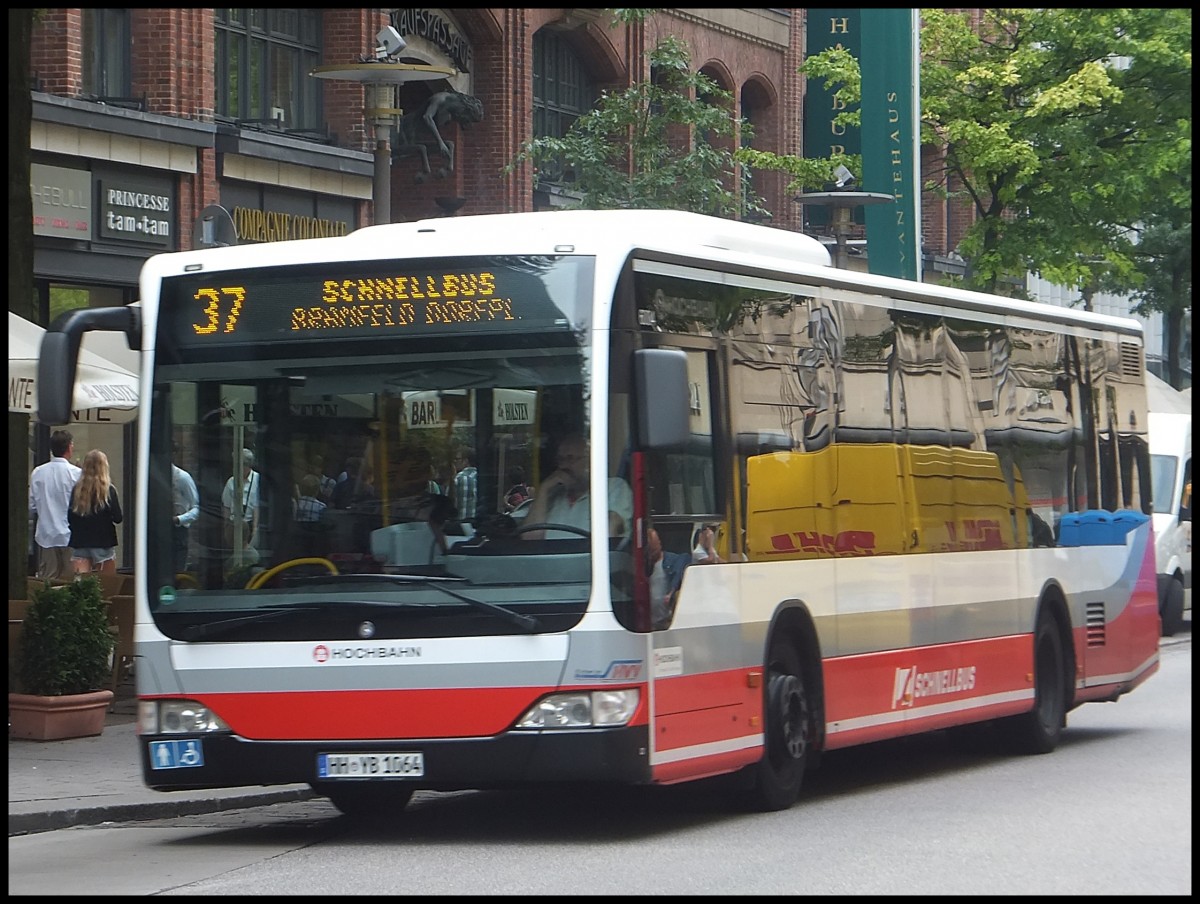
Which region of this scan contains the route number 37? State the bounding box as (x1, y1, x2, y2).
(193, 286, 246, 334)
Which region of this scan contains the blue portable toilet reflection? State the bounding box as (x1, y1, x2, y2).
(1058, 510, 1113, 546)
(1110, 509, 1150, 543)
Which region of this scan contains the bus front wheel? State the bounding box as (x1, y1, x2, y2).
(747, 636, 812, 812)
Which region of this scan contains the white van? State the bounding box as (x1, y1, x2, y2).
(1148, 409, 1191, 636)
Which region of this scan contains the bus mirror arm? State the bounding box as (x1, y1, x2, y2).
(37, 306, 142, 426)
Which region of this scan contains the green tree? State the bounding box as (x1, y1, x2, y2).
(737, 45, 863, 193)
(506, 35, 765, 218)
(740, 8, 1192, 314)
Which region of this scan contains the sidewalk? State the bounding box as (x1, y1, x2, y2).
(8, 674, 315, 837)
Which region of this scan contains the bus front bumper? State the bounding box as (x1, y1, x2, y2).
(140, 723, 651, 792)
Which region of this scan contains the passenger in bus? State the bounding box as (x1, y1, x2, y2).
(221, 448, 260, 548)
(691, 524, 723, 564)
(294, 474, 329, 523)
(504, 466, 531, 512)
(646, 526, 690, 629)
(423, 492, 457, 562)
(171, 443, 200, 574)
(332, 457, 376, 509)
(307, 455, 337, 502)
(453, 447, 479, 520)
(523, 433, 633, 540)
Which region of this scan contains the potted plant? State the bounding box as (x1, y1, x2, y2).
(9, 577, 116, 741)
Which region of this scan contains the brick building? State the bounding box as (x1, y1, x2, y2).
(22, 9, 1180, 574)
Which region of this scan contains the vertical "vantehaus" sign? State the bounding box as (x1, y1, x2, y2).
(860, 8, 922, 281)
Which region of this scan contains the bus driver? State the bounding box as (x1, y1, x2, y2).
(523, 433, 632, 540)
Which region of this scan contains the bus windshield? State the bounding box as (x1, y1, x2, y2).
(146, 254, 600, 640)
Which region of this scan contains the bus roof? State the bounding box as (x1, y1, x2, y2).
(144, 209, 1145, 339)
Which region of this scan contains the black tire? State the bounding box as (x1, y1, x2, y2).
(1160, 578, 1184, 637)
(747, 637, 813, 811)
(312, 782, 414, 817)
(1001, 609, 1067, 755)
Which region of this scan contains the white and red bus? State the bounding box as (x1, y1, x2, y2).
(39, 209, 1161, 816)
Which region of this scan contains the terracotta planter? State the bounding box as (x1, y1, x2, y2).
(8, 690, 115, 741)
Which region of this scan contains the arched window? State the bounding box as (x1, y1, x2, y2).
(215, 8, 322, 132)
(532, 29, 595, 185)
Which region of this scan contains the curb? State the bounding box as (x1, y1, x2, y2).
(8, 787, 319, 837)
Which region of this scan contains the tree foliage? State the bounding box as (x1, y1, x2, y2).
(1129, 213, 1192, 385)
(919, 8, 1191, 298)
(738, 45, 864, 192)
(507, 36, 765, 218)
(739, 8, 1192, 316)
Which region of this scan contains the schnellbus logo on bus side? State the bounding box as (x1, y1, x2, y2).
(892, 664, 977, 708)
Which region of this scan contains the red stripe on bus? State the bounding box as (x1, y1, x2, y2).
(822, 635, 1034, 724)
(157, 687, 555, 740)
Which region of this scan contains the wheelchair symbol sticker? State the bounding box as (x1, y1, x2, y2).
(149, 739, 206, 770)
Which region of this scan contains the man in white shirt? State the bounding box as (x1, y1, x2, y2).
(222, 448, 260, 549)
(29, 429, 82, 580)
(524, 433, 632, 540)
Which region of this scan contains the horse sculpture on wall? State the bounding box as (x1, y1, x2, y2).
(393, 90, 484, 183)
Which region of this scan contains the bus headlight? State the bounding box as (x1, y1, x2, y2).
(515, 689, 640, 729)
(139, 700, 230, 735)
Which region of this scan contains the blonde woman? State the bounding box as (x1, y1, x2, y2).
(67, 449, 124, 574)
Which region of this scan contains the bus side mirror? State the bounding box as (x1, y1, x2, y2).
(634, 348, 689, 451)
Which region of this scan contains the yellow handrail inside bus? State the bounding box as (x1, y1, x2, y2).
(245, 557, 338, 590)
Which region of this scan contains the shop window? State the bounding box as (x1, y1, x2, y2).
(214, 8, 322, 132)
(82, 9, 132, 102)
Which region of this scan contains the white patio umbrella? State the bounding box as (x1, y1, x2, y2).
(8, 311, 140, 424)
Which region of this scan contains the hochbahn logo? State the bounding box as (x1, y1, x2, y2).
(892, 664, 977, 708)
(312, 644, 422, 662)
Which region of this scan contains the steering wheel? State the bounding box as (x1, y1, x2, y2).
(514, 522, 591, 539)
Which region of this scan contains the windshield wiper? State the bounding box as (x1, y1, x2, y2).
(288, 572, 467, 585)
(178, 605, 317, 641)
(264, 572, 539, 633)
(177, 599, 434, 641)
(422, 581, 539, 633)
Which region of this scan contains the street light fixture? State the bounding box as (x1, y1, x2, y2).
(310, 47, 454, 225)
(794, 176, 894, 270)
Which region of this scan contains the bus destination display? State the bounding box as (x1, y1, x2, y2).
(163, 258, 582, 347)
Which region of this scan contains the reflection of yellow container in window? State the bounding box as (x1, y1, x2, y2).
(746, 444, 1030, 560)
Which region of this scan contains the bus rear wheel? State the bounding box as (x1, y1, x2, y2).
(747, 637, 812, 811)
(1160, 577, 1184, 637)
(313, 782, 414, 818)
(1001, 609, 1066, 755)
